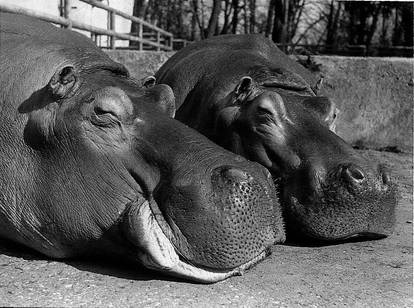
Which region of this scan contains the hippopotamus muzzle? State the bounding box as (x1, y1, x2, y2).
(283, 159, 397, 241)
(113, 98, 282, 282)
(122, 159, 279, 282)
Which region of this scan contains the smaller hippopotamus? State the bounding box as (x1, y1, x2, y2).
(156, 34, 398, 242)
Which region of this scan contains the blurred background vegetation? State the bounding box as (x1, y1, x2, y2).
(130, 0, 413, 56)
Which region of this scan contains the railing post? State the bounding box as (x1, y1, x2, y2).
(108, 11, 115, 49)
(90, 33, 97, 44)
(156, 32, 161, 51)
(63, 0, 72, 29)
(168, 35, 172, 50)
(138, 23, 143, 51)
(63, 0, 71, 18)
(59, 0, 64, 17)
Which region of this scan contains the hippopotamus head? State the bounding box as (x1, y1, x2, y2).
(213, 76, 397, 241)
(8, 63, 284, 283)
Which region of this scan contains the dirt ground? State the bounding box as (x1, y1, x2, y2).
(0, 150, 412, 307)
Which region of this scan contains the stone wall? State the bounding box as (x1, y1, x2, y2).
(314, 56, 413, 152)
(106, 51, 174, 81)
(106, 50, 413, 152)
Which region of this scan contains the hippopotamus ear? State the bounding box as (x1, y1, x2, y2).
(301, 96, 338, 132)
(235, 76, 253, 95)
(141, 76, 157, 88)
(233, 76, 259, 105)
(48, 66, 78, 99)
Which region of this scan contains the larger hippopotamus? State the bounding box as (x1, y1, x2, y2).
(0, 14, 285, 283)
(155, 34, 398, 241)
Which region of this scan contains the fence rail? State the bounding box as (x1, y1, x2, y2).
(0, 1, 174, 51)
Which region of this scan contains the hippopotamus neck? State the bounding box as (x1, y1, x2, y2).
(0, 132, 51, 251)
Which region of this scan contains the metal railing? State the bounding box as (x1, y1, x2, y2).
(0, 1, 174, 51)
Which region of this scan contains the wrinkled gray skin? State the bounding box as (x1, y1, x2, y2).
(156, 34, 398, 241)
(0, 14, 285, 283)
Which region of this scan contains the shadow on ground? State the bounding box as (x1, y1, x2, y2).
(0, 237, 184, 283)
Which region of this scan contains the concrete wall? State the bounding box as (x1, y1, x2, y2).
(106, 50, 413, 152)
(105, 51, 174, 81)
(314, 56, 413, 152)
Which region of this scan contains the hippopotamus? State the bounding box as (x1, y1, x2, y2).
(0, 14, 285, 283)
(155, 34, 398, 241)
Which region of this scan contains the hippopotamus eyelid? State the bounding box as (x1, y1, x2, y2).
(257, 106, 273, 116)
(91, 109, 121, 128)
(94, 105, 118, 118)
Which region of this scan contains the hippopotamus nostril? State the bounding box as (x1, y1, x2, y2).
(218, 166, 250, 181)
(343, 165, 365, 184)
(381, 170, 390, 185)
(377, 164, 391, 185)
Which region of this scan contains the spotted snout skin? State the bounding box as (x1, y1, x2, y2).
(154, 159, 284, 270)
(283, 158, 398, 241)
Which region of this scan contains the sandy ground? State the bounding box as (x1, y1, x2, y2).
(0, 150, 412, 307)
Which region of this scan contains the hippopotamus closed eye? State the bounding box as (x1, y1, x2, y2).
(155, 34, 398, 241)
(0, 14, 285, 283)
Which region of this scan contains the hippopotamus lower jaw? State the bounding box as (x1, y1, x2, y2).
(121, 198, 268, 283)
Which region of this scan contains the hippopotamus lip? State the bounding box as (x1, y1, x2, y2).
(122, 197, 269, 283)
(285, 196, 392, 242)
(294, 230, 388, 244)
(341, 232, 387, 241)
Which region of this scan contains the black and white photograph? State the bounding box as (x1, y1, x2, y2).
(0, 0, 412, 306)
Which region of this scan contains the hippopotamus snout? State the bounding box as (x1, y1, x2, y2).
(284, 158, 397, 241)
(208, 164, 278, 268)
(154, 158, 284, 270)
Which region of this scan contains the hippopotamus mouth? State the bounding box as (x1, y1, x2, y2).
(121, 196, 269, 283)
